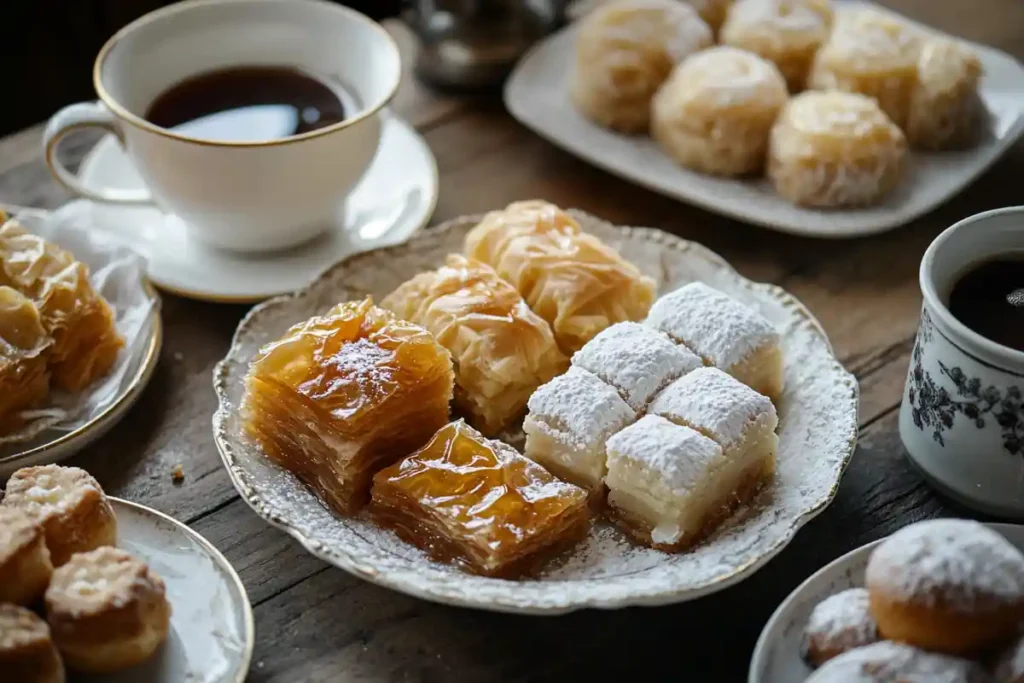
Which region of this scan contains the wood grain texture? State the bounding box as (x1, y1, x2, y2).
(0, 6, 1021, 682)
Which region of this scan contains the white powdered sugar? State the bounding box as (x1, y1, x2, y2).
(806, 641, 988, 683)
(606, 415, 724, 494)
(645, 282, 779, 372)
(866, 519, 1024, 611)
(527, 366, 636, 450)
(649, 367, 776, 450)
(802, 588, 878, 657)
(572, 322, 703, 412)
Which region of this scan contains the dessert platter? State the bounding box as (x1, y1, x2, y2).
(212, 199, 859, 613)
(0, 210, 161, 477)
(750, 519, 1024, 683)
(506, 0, 1024, 237)
(0, 464, 254, 682)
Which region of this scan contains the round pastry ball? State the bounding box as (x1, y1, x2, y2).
(45, 546, 171, 673)
(0, 506, 53, 606)
(802, 588, 880, 667)
(865, 518, 1024, 656)
(805, 641, 989, 683)
(720, 0, 834, 92)
(571, 0, 713, 133)
(3, 465, 118, 567)
(907, 36, 984, 150)
(652, 46, 788, 176)
(767, 91, 907, 207)
(0, 604, 65, 683)
(807, 8, 923, 128)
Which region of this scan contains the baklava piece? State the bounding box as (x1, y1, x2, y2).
(571, 321, 702, 413)
(0, 506, 53, 605)
(3, 465, 118, 567)
(0, 286, 52, 434)
(571, 0, 712, 133)
(464, 200, 656, 355)
(381, 254, 567, 435)
(45, 547, 170, 673)
(242, 297, 455, 515)
(645, 282, 783, 400)
(651, 46, 789, 177)
(0, 604, 64, 683)
(523, 366, 636, 493)
(719, 0, 834, 91)
(0, 218, 123, 392)
(906, 36, 984, 150)
(648, 366, 778, 500)
(807, 7, 922, 129)
(768, 91, 907, 208)
(371, 420, 590, 577)
(605, 414, 741, 551)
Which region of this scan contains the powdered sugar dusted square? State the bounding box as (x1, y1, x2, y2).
(526, 366, 636, 452)
(648, 367, 777, 450)
(645, 282, 779, 371)
(606, 415, 725, 496)
(572, 322, 703, 412)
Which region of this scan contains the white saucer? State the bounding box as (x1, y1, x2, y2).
(109, 497, 254, 682)
(748, 522, 1024, 683)
(76, 111, 438, 302)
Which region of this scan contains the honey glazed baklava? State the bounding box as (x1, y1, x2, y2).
(242, 297, 455, 514)
(464, 200, 656, 355)
(381, 254, 567, 436)
(371, 420, 590, 577)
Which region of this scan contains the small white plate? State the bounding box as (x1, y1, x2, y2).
(106, 498, 254, 683)
(505, 1, 1024, 238)
(212, 210, 859, 615)
(75, 111, 438, 303)
(748, 522, 1024, 683)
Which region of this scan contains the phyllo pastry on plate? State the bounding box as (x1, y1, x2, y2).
(381, 254, 567, 435)
(645, 282, 783, 401)
(371, 420, 590, 577)
(0, 218, 123, 393)
(242, 297, 455, 515)
(523, 365, 636, 493)
(0, 287, 52, 434)
(464, 200, 656, 355)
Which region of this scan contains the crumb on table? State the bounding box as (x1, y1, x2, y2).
(171, 464, 185, 483)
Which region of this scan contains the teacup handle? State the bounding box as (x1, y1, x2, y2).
(43, 101, 154, 205)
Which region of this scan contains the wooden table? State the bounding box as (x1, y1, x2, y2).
(2, 3, 1022, 680)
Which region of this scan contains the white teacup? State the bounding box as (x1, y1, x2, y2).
(43, 0, 400, 253)
(899, 206, 1024, 517)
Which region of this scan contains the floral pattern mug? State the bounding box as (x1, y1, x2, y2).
(899, 206, 1024, 517)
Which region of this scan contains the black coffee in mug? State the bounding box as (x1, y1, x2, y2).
(947, 256, 1024, 351)
(145, 66, 346, 142)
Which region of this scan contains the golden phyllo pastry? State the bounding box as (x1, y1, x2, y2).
(0, 286, 51, 433)
(242, 297, 455, 514)
(0, 219, 122, 392)
(371, 420, 590, 577)
(907, 37, 984, 150)
(464, 200, 656, 355)
(381, 255, 567, 436)
(0, 604, 65, 683)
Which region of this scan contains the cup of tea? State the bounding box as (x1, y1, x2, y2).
(43, 0, 401, 253)
(899, 206, 1024, 517)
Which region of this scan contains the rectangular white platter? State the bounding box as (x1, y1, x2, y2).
(504, 0, 1024, 238)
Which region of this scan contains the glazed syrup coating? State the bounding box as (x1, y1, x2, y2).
(243, 297, 455, 514)
(0, 286, 52, 433)
(371, 420, 590, 576)
(0, 218, 123, 392)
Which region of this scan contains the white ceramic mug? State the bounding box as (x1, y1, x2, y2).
(899, 206, 1024, 517)
(43, 0, 401, 253)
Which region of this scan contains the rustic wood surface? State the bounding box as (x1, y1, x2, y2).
(1, 6, 1022, 681)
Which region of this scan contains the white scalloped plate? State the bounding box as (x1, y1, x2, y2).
(211, 211, 859, 614)
(748, 522, 1024, 683)
(506, 1, 1024, 238)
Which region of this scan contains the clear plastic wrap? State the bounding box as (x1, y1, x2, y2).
(381, 254, 567, 435)
(464, 200, 656, 355)
(242, 297, 455, 514)
(370, 420, 590, 577)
